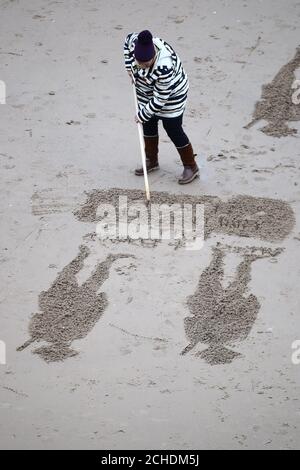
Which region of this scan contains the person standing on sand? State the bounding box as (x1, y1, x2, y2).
(124, 30, 199, 185)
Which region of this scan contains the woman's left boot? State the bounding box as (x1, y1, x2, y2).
(176, 143, 199, 184)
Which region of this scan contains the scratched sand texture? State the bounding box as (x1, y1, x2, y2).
(0, 0, 300, 450)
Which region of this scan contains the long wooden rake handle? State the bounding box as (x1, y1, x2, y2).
(131, 77, 151, 204)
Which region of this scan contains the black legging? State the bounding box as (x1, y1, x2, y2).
(142, 113, 190, 148)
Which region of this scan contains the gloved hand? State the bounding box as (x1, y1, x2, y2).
(134, 114, 143, 124)
(127, 70, 135, 84)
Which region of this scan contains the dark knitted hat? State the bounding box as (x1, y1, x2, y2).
(134, 30, 155, 62)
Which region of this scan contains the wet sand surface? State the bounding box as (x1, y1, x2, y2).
(0, 0, 300, 450)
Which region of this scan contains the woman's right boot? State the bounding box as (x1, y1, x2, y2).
(135, 135, 159, 176)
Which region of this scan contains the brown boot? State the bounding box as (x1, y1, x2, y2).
(135, 135, 159, 176)
(176, 142, 199, 184)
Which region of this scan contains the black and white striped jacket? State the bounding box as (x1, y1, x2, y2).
(124, 32, 189, 122)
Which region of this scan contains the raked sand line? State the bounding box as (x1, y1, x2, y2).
(74, 188, 295, 242)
